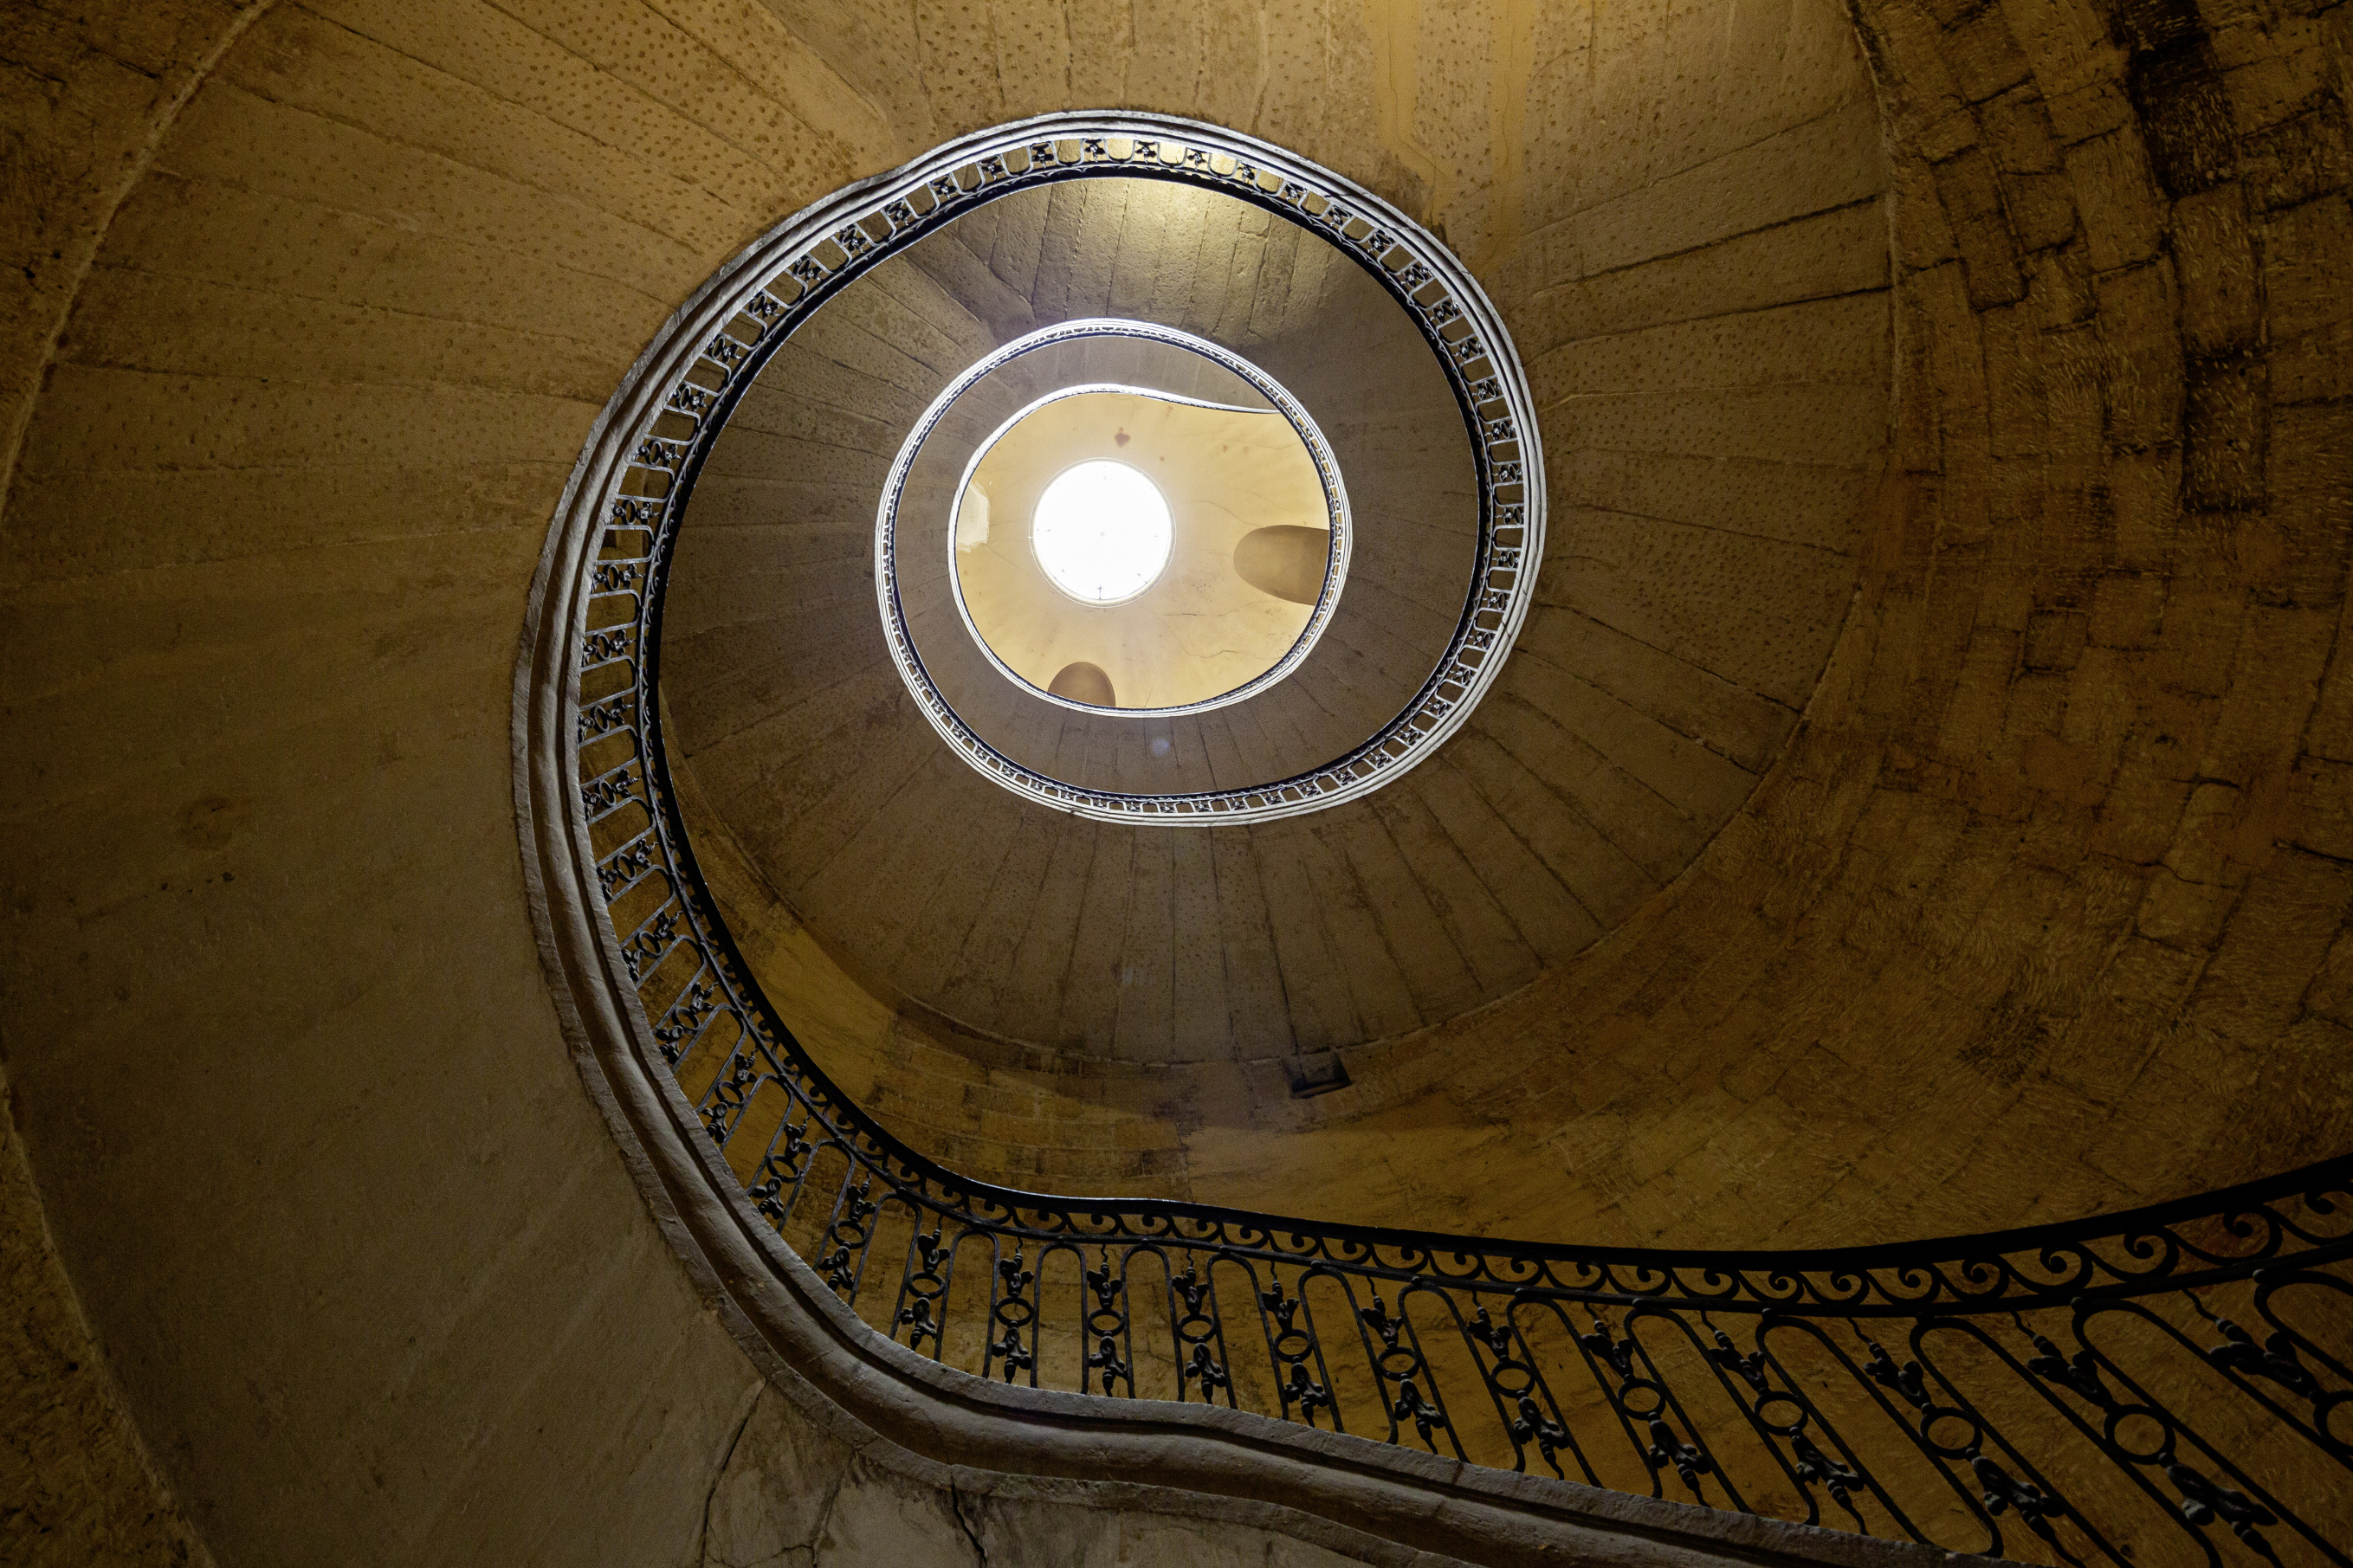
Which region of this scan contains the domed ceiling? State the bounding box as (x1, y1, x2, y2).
(947, 377, 1335, 712)
(657, 145, 1891, 1065)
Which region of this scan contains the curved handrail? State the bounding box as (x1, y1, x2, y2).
(525, 112, 2353, 1567)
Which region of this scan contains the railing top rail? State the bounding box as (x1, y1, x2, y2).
(731, 998, 2353, 1307)
(743, 1074, 2353, 1279)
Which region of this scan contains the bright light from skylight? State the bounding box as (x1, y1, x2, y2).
(1031, 461, 1172, 604)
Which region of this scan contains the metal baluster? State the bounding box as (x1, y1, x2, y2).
(1166, 1254, 1237, 1407)
(1352, 1287, 1460, 1457)
(1464, 1300, 1571, 1477)
(1567, 1306, 1715, 1504)
(745, 1110, 816, 1228)
(812, 1167, 879, 1302)
(1897, 1324, 2095, 1566)
(1494, 1300, 1605, 1485)
(1750, 1317, 1942, 1544)
(1257, 1269, 1340, 1429)
(2197, 1279, 2353, 1464)
(2039, 1305, 2333, 1565)
(986, 1242, 1038, 1384)
(1082, 1246, 1134, 1397)
(1672, 1310, 1857, 1529)
(892, 1221, 952, 1358)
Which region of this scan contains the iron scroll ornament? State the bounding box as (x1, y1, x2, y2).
(530, 113, 2353, 1565)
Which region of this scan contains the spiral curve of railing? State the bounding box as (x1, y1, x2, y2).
(547, 113, 2353, 1567)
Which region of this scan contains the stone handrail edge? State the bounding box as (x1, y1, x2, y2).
(517, 615, 1984, 1567)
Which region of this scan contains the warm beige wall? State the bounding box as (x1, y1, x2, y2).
(1322, 0, 2353, 1249)
(668, 85, 1884, 1064)
(0, 0, 1864, 1558)
(1, 3, 853, 1563)
(4, 0, 2349, 1561)
(2, 1065, 211, 1568)
(953, 390, 1325, 708)
(3, 7, 264, 1560)
(0, 1, 268, 502)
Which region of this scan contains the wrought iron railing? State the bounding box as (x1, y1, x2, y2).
(586, 670, 2353, 1568)
(555, 113, 2353, 1568)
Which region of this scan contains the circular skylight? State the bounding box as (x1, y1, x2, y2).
(1031, 460, 1173, 604)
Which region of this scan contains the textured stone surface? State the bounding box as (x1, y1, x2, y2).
(669, 87, 1890, 1062)
(675, 0, 2353, 1265)
(2, 0, 2349, 1558)
(701, 1385, 853, 1567)
(1, 1066, 210, 1568)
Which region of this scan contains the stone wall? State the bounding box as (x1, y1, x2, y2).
(1, 1064, 210, 1567)
(694, 0, 2353, 1263)
(1283, 0, 2353, 1249)
(660, 4, 1893, 1072)
(1, 3, 828, 1559)
(0, 0, 1875, 1558)
(3, 0, 2347, 1559)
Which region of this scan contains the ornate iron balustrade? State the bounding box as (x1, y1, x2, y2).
(576, 112, 1542, 830)
(546, 113, 2353, 1567)
(584, 630, 2353, 1568)
(599, 812, 2353, 1566)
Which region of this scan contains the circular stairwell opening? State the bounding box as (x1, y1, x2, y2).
(944, 365, 1344, 714)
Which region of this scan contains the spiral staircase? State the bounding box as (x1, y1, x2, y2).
(5, 2, 2353, 1566)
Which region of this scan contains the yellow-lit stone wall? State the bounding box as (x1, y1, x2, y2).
(2, 0, 1875, 1556)
(3, 0, 2350, 1558)
(1307, 0, 2353, 1250)
(2, 1065, 210, 1567)
(0, 1, 267, 492)
(665, 89, 1889, 1066)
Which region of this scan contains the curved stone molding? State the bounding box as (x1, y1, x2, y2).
(520, 461, 1954, 1568)
(908, 321, 1354, 726)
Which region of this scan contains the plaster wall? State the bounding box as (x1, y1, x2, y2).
(1, 1064, 210, 1567)
(950, 390, 1326, 708)
(668, 112, 1888, 1061)
(0, 0, 1864, 1559)
(0, 3, 1480, 1562)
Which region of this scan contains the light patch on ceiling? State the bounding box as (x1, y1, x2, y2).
(949, 382, 1336, 712)
(1031, 460, 1173, 604)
